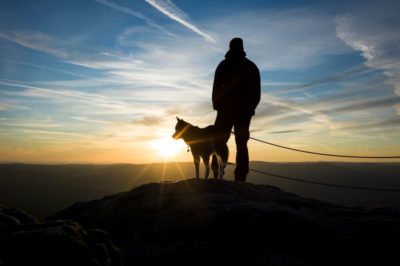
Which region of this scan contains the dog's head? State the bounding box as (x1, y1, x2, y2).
(172, 117, 190, 140)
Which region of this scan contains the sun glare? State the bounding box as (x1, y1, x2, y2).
(152, 136, 186, 158)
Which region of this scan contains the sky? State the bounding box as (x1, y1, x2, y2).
(0, 0, 399, 163)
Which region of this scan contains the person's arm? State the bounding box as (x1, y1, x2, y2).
(212, 63, 223, 110)
(250, 65, 261, 112)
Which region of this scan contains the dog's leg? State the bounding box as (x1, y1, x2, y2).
(220, 161, 227, 181)
(202, 155, 210, 179)
(217, 156, 225, 181)
(211, 155, 218, 179)
(218, 143, 229, 181)
(193, 155, 200, 179)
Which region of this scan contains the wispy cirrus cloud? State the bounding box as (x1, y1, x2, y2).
(0, 118, 61, 128)
(207, 9, 349, 71)
(326, 96, 400, 114)
(0, 31, 70, 58)
(0, 79, 144, 115)
(0, 58, 88, 79)
(0, 30, 106, 63)
(93, 0, 172, 36)
(335, 0, 400, 97)
(0, 102, 10, 111)
(265, 129, 303, 134)
(335, 116, 400, 132)
(145, 0, 215, 43)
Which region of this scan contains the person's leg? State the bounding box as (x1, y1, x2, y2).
(214, 111, 233, 143)
(214, 112, 233, 179)
(233, 115, 252, 182)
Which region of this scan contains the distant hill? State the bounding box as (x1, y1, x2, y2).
(51, 178, 400, 266)
(1, 162, 400, 218)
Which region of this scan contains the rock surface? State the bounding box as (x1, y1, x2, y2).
(0, 203, 37, 231)
(52, 179, 400, 266)
(0, 204, 121, 266)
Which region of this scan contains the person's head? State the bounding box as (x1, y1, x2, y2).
(229, 38, 244, 52)
(225, 37, 246, 59)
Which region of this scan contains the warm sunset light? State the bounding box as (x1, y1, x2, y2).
(0, 0, 399, 164)
(152, 136, 186, 158)
(1, 2, 400, 265)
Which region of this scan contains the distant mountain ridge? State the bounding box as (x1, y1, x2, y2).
(1, 162, 400, 218)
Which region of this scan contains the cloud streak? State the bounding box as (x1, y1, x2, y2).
(145, 0, 215, 42)
(335, 0, 400, 97)
(207, 9, 349, 70)
(265, 129, 303, 134)
(0, 31, 70, 58)
(336, 116, 400, 131)
(93, 0, 172, 36)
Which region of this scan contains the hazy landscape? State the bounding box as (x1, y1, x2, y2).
(1, 161, 400, 219)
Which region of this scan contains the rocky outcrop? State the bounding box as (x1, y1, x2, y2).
(52, 179, 400, 266)
(0, 204, 121, 266)
(0, 203, 37, 231)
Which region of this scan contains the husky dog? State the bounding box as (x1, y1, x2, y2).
(172, 117, 228, 180)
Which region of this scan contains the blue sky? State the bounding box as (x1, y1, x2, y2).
(0, 0, 399, 163)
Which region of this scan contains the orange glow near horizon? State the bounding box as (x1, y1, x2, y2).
(151, 135, 187, 159)
(1, 134, 400, 164)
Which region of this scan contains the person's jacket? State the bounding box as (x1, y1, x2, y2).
(212, 50, 261, 116)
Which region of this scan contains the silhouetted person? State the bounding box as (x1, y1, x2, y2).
(212, 38, 261, 182)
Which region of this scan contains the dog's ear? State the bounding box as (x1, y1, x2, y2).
(176, 116, 180, 122)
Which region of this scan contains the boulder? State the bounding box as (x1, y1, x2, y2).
(0, 204, 121, 266)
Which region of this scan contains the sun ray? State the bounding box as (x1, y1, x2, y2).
(161, 162, 167, 181)
(129, 163, 152, 188)
(174, 162, 185, 180)
(151, 135, 186, 159)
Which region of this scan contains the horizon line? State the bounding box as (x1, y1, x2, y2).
(1, 160, 399, 165)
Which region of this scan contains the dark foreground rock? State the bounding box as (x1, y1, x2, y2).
(51, 179, 400, 266)
(0, 204, 121, 266)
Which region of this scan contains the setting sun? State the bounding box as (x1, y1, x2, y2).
(151, 136, 186, 158)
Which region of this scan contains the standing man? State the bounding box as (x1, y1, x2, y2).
(212, 37, 261, 182)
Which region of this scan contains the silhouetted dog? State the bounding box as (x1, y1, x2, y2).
(172, 117, 228, 180)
